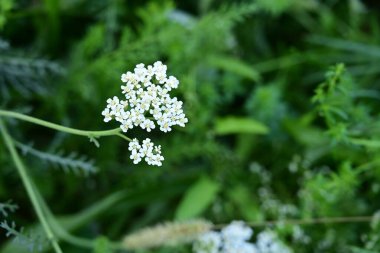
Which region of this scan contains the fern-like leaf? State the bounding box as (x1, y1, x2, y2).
(16, 142, 98, 175)
(0, 41, 65, 99)
(0, 200, 18, 217)
(0, 220, 46, 252)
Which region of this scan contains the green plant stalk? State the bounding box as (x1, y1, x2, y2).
(33, 183, 125, 250)
(30, 178, 191, 251)
(213, 216, 373, 229)
(0, 109, 131, 141)
(0, 119, 63, 253)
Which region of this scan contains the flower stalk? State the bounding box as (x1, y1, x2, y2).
(0, 109, 130, 141)
(0, 118, 63, 253)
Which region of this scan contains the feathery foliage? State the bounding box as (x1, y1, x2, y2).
(16, 142, 97, 175)
(0, 221, 46, 252)
(1, 1, 380, 253)
(0, 200, 18, 217)
(0, 42, 64, 100)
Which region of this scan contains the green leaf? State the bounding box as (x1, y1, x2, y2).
(215, 117, 269, 135)
(0, 0, 13, 11)
(350, 247, 380, 253)
(228, 185, 263, 221)
(89, 136, 100, 148)
(350, 138, 380, 148)
(208, 55, 260, 81)
(175, 177, 219, 221)
(94, 236, 112, 253)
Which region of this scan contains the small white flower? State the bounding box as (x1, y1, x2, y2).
(159, 120, 172, 133)
(222, 241, 257, 253)
(121, 73, 129, 83)
(133, 114, 145, 127)
(141, 138, 153, 150)
(101, 108, 112, 122)
(129, 95, 139, 107)
(128, 138, 140, 151)
(156, 73, 167, 84)
(140, 119, 155, 132)
(134, 63, 147, 81)
(146, 64, 155, 77)
(256, 230, 292, 253)
(146, 145, 164, 166)
(221, 221, 253, 243)
(146, 120, 155, 132)
(120, 119, 133, 132)
(153, 61, 167, 75)
(106, 96, 120, 110)
(121, 71, 137, 84)
(121, 83, 133, 94)
(130, 150, 142, 164)
(193, 232, 221, 253)
(166, 75, 179, 90)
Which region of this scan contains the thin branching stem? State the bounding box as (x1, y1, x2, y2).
(0, 109, 119, 137)
(115, 132, 132, 142)
(32, 184, 126, 251)
(0, 109, 131, 142)
(213, 216, 373, 229)
(0, 119, 63, 253)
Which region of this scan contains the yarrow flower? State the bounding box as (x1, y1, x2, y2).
(193, 221, 292, 253)
(102, 61, 188, 133)
(194, 221, 256, 253)
(128, 138, 164, 166)
(221, 221, 253, 242)
(221, 222, 256, 253)
(193, 231, 222, 253)
(255, 231, 291, 253)
(102, 61, 188, 166)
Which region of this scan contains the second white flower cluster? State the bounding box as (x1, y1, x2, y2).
(193, 221, 291, 253)
(128, 138, 164, 166)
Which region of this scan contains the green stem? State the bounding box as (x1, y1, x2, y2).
(32, 185, 125, 251)
(213, 216, 373, 229)
(0, 109, 120, 137)
(116, 132, 132, 142)
(0, 119, 63, 253)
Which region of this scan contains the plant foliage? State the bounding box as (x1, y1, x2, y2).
(1, 0, 380, 253)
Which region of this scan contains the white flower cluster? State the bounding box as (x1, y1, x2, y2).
(101, 61, 187, 133)
(255, 231, 291, 253)
(101, 61, 187, 166)
(128, 138, 164, 166)
(193, 221, 254, 253)
(193, 231, 221, 253)
(193, 221, 292, 253)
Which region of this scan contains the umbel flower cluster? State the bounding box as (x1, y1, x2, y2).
(128, 138, 163, 166)
(101, 61, 188, 166)
(193, 221, 291, 253)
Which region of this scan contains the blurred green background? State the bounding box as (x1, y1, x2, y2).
(1, 0, 380, 252)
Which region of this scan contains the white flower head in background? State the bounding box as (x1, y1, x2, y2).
(194, 221, 257, 253)
(221, 221, 253, 242)
(255, 230, 291, 253)
(193, 231, 222, 253)
(221, 222, 256, 253)
(102, 61, 188, 166)
(193, 221, 292, 253)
